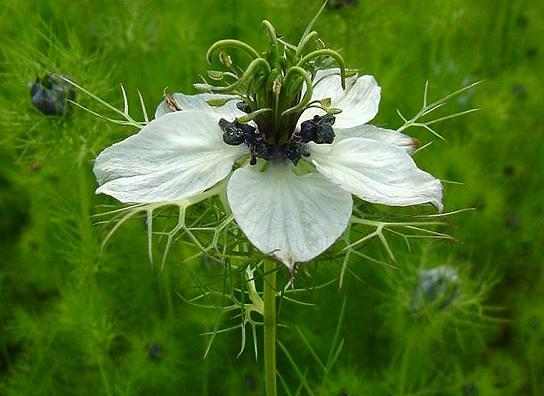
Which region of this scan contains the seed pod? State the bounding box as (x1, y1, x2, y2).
(30, 74, 75, 116)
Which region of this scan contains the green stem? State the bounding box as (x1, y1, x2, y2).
(264, 259, 277, 396)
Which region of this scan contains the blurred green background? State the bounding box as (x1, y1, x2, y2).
(1, 0, 543, 395)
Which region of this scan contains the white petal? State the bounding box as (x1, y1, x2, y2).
(310, 68, 359, 105)
(311, 137, 443, 210)
(227, 163, 353, 269)
(155, 93, 243, 120)
(336, 124, 418, 153)
(300, 68, 381, 129)
(94, 111, 247, 203)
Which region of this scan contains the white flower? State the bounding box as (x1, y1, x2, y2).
(94, 69, 442, 269)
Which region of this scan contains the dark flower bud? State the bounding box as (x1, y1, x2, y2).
(148, 343, 162, 361)
(30, 74, 75, 116)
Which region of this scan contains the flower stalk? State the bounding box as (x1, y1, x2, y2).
(263, 258, 278, 396)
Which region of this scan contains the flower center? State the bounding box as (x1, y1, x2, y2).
(219, 113, 335, 165)
(195, 17, 354, 165)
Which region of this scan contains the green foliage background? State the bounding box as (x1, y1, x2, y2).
(0, 0, 543, 395)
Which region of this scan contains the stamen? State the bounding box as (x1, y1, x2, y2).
(218, 118, 312, 166)
(299, 114, 336, 144)
(205, 15, 346, 164)
(219, 118, 254, 146)
(285, 143, 303, 165)
(236, 101, 251, 113)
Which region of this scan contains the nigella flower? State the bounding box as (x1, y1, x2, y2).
(92, 21, 442, 270)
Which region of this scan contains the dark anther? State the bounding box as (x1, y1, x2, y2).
(315, 123, 335, 144)
(219, 118, 255, 146)
(219, 118, 312, 166)
(30, 74, 75, 116)
(236, 101, 251, 113)
(299, 114, 336, 144)
(252, 141, 269, 161)
(285, 143, 303, 165)
(300, 119, 316, 143)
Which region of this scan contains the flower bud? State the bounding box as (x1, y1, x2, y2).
(327, 0, 359, 10)
(411, 266, 460, 312)
(30, 74, 75, 116)
(147, 343, 162, 361)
